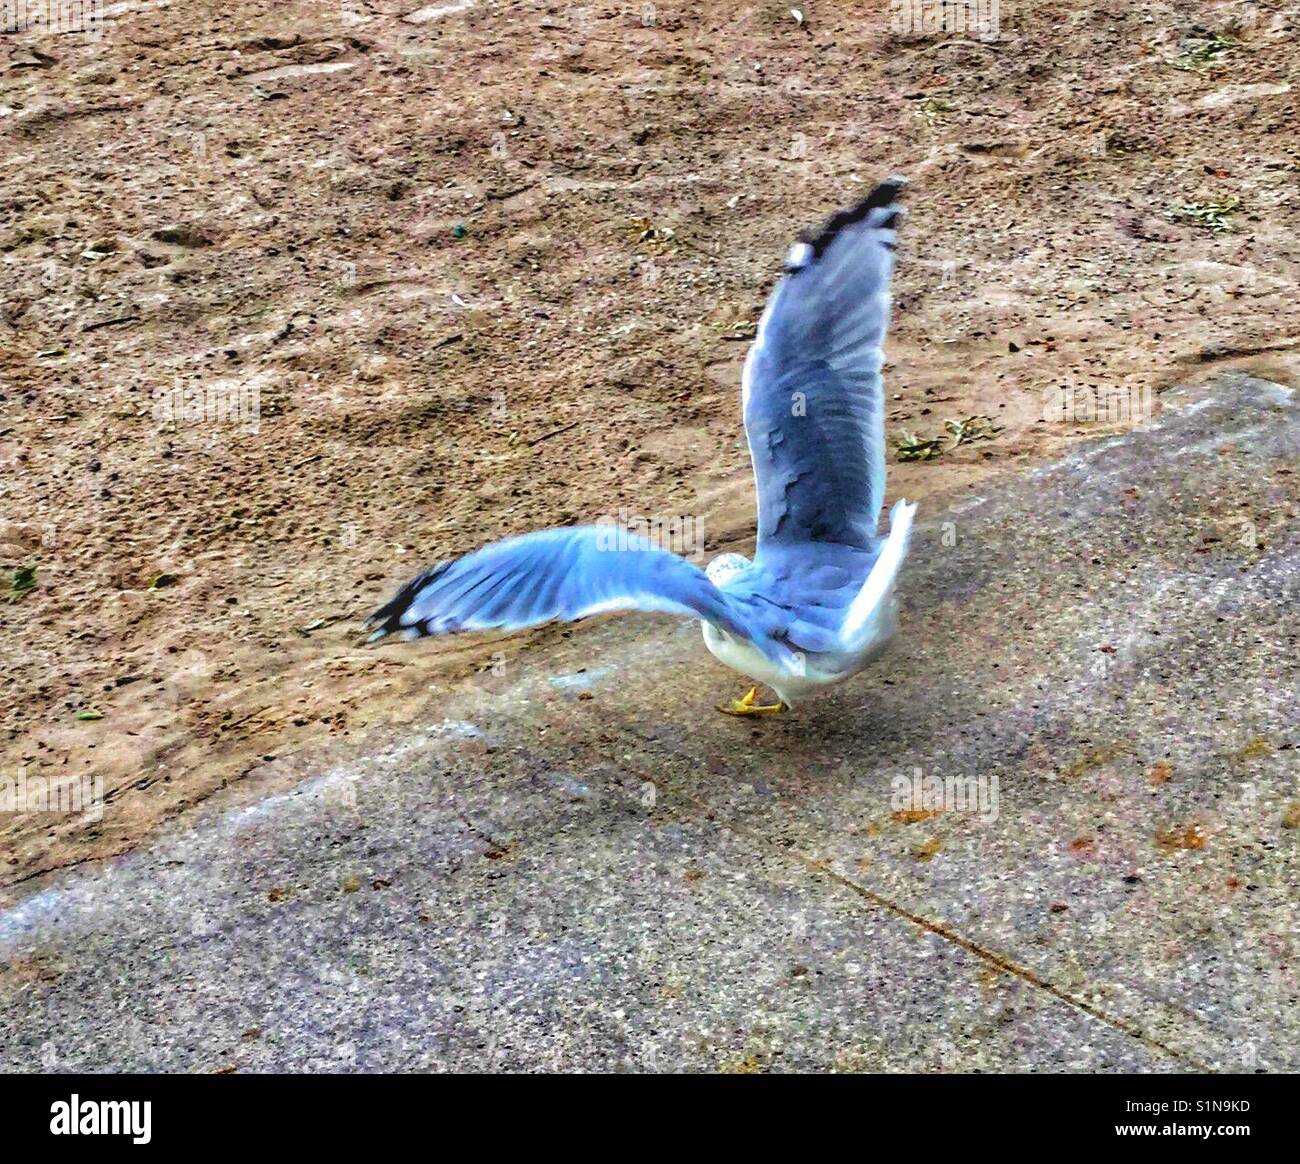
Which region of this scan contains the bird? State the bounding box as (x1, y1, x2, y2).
(367, 176, 917, 716)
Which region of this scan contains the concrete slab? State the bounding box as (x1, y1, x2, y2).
(1, 375, 1295, 1072)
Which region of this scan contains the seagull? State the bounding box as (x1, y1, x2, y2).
(367, 177, 917, 716)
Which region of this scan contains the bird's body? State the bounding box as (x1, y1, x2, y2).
(701, 624, 860, 710)
(701, 492, 915, 708)
(368, 177, 917, 715)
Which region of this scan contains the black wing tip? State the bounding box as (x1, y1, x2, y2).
(365, 559, 452, 640)
(798, 175, 908, 259)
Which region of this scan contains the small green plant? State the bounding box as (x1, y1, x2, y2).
(945, 414, 1002, 447)
(896, 415, 1003, 462)
(1171, 196, 1241, 233)
(8, 565, 36, 602)
(916, 95, 954, 127)
(627, 216, 677, 255)
(1169, 33, 1238, 72)
(895, 430, 945, 462)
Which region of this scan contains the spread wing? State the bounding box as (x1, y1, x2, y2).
(367, 526, 765, 648)
(742, 177, 904, 552)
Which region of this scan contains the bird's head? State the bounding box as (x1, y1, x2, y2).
(705, 552, 751, 587)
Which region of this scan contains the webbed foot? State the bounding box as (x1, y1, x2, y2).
(717, 685, 787, 716)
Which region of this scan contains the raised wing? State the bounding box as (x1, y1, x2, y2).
(367, 525, 764, 648)
(743, 178, 904, 552)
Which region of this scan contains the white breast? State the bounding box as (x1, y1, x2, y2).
(700, 624, 838, 708)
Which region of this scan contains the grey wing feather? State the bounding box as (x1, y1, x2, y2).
(743, 177, 904, 552)
(367, 526, 792, 664)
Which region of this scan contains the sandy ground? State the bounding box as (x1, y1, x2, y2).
(2, 1, 1298, 888)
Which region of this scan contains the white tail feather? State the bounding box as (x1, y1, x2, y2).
(838, 499, 917, 645)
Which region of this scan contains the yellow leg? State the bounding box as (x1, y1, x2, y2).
(717, 685, 787, 716)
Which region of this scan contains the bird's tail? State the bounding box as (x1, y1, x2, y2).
(838, 499, 917, 647)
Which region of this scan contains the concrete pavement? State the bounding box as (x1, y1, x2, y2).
(2, 375, 1296, 1072)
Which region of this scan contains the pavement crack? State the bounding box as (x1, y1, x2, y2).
(619, 738, 1211, 1072)
(787, 847, 1211, 1071)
